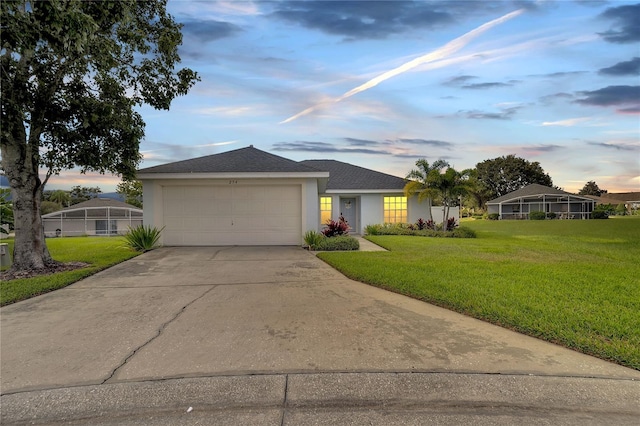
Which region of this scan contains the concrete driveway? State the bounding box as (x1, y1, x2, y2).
(1, 246, 639, 424)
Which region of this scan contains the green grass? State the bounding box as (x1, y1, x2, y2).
(1, 237, 140, 306)
(318, 217, 640, 370)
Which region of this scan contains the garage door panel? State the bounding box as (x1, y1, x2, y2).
(162, 185, 301, 246)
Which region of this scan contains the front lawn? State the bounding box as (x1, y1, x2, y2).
(1, 237, 140, 306)
(318, 217, 640, 370)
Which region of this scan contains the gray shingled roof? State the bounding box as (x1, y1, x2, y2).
(299, 159, 406, 190)
(138, 146, 320, 174)
(63, 198, 142, 210)
(487, 184, 591, 204)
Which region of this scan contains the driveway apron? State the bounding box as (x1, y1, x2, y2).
(1, 246, 639, 423)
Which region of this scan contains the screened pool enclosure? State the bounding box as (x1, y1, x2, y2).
(42, 198, 143, 237)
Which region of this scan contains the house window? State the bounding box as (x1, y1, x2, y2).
(383, 196, 407, 223)
(320, 196, 332, 224)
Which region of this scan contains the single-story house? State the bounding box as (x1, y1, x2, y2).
(42, 198, 143, 237)
(138, 146, 456, 246)
(487, 184, 595, 220)
(591, 192, 640, 213)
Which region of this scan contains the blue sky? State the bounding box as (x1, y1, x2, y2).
(49, 0, 639, 194)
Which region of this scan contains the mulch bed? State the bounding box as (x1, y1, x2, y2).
(0, 262, 89, 281)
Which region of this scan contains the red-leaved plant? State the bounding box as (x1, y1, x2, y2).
(322, 215, 350, 237)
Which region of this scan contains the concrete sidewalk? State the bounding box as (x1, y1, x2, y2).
(1, 246, 639, 424)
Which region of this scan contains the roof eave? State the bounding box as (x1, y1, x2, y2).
(325, 189, 406, 194)
(137, 172, 329, 180)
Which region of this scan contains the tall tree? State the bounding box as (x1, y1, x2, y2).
(578, 181, 608, 197)
(46, 189, 71, 207)
(69, 185, 101, 205)
(1, 0, 198, 271)
(116, 179, 143, 208)
(475, 155, 553, 199)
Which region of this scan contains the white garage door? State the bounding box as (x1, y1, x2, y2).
(162, 185, 302, 245)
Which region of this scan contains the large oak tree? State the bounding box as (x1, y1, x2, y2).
(1, 0, 198, 271)
(475, 155, 553, 200)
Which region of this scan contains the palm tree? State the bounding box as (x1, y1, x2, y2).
(405, 159, 470, 231)
(404, 159, 449, 223)
(431, 166, 472, 230)
(48, 190, 71, 207)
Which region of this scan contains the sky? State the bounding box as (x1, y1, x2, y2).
(47, 0, 639, 194)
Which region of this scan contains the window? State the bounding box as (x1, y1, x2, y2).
(320, 196, 332, 225)
(383, 196, 407, 223)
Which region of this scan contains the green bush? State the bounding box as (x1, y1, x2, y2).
(124, 225, 164, 252)
(592, 210, 609, 219)
(529, 211, 546, 220)
(487, 213, 500, 220)
(364, 224, 382, 235)
(364, 223, 475, 238)
(547, 212, 556, 219)
(451, 226, 477, 238)
(303, 230, 324, 249)
(315, 235, 360, 251)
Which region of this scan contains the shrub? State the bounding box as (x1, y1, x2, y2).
(364, 224, 382, 235)
(415, 218, 426, 230)
(315, 235, 359, 251)
(615, 203, 627, 216)
(529, 211, 546, 220)
(547, 212, 557, 219)
(451, 226, 477, 238)
(426, 219, 435, 230)
(592, 210, 609, 219)
(124, 225, 164, 252)
(487, 213, 500, 220)
(444, 217, 457, 231)
(303, 230, 324, 250)
(322, 216, 349, 237)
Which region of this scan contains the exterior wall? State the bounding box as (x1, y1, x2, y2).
(408, 197, 432, 223)
(360, 194, 383, 234)
(303, 178, 320, 235)
(430, 206, 460, 225)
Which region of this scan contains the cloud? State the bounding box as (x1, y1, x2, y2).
(181, 19, 243, 42)
(575, 86, 640, 111)
(462, 81, 514, 89)
(272, 141, 385, 155)
(618, 106, 640, 114)
(599, 57, 640, 76)
(280, 9, 524, 124)
(541, 117, 598, 127)
(392, 138, 454, 148)
(343, 137, 380, 147)
(598, 3, 640, 43)
(539, 92, 574, 104)
(270, 1, 456, 40)
(530, 71, 588, 78)
(586, 141, 639, 151)
(444, 75, 477, 86)
(140, 141, 239, 165)
(463, 106, 521, 120)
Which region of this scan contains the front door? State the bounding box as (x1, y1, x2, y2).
(340, 198, 357, 233)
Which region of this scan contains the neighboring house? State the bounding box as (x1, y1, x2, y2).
(42, 198, 143, 237)
(596, 192, 640, 213)
(487, 184, 595, 220)
(138, 146, 450, 246)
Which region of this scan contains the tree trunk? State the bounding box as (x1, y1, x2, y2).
(1, 136, 55, 271)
